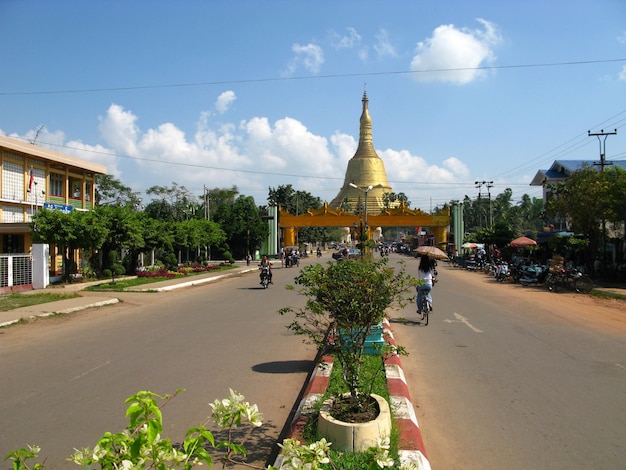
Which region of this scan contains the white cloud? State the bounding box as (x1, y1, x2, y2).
(215, 91, 236, 114)
(331, 27, 362, 50)
(98, 104, 140, 156)
(4, 95, 475, 206)
(283, 43, 325, 76)
(330, 27, 368, 61)
(381, 149, 467, 183)
(410, 18, 502, 84)
(619, 65, 626, 81)
(374, 28, 397, 58)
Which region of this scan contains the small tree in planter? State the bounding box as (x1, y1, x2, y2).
(280, 258, 415, 419)
(102, 251, 126, 285)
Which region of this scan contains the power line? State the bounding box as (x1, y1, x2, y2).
(492, 110, 626, 181)
(1, 58, 625, 96)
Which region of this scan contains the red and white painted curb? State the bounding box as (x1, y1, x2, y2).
(274, 318, 431, 469)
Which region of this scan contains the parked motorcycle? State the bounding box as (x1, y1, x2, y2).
(494, 261, 510, 282)
(518, 264, 549, 286)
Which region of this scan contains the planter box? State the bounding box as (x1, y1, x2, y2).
(317, 393, 392, 452)
(339, 322, 385, 355)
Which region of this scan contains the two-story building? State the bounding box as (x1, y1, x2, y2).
(530, 159, 625, 266)
(0, 135, 107, 287)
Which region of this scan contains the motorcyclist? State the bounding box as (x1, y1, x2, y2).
(259, 255, 273, 284)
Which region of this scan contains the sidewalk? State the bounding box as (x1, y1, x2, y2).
(0, 263, 257, 328)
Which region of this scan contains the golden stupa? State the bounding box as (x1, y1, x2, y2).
(329, 91, 391, 215)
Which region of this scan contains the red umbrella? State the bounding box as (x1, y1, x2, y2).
(510, 236, 537, 248)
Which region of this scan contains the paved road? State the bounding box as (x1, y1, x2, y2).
(392, 260, 626, 470)
(0, 261, 317, 468)
(3, 254, 625, 469)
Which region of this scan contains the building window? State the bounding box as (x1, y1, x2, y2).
(2, 161, 24, 201)
(71, 179, 82, 199)
(2, 234, 25, 253)
(2, 205, 24, 223)
(85, 181, 92, 201)
(50, 173, 64, 197)
(26, 167, 45, 204)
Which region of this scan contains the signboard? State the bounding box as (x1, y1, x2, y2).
(43, 203, 73, 213)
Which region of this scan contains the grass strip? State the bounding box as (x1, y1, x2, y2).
(302, 353, 401, 469)
(0, 292, 80, 311)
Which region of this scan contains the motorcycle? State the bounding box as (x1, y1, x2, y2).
(259, 265, 271, 289)
(494, 261, 510, 282)
(518, 264, 549, 286)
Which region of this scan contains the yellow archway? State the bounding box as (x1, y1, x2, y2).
(279, 202, 449, 247)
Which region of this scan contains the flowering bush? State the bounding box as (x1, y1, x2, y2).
(178, 263, 224, 275)
(136, 267, 178, 278)
(6, 389, 422, 470)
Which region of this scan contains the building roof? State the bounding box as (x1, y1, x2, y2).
(0, 134, 107, 174)
(530, 159, 625, 186)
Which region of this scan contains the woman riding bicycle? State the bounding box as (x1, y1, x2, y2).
(417, 254, 436, 314)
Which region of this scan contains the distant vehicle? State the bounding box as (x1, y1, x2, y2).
(332, 248, 361, 262)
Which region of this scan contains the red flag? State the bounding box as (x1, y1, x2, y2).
(27, 169, 34, 193)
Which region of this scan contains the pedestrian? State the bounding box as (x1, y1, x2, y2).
(246, 253, 252, 266)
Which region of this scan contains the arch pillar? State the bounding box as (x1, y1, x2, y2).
(282, 227, 301, 247)
(432, 226, 447, 247)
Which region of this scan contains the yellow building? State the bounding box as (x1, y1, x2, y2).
(0, 135, 106, 274)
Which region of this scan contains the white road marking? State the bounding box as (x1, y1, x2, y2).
(69, 361, 111, 382)
(443, 312, 483, 333)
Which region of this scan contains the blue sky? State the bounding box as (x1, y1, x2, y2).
(1, 0, 625, 210)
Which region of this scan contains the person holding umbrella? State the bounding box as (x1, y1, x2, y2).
(416, 254, 437, 314)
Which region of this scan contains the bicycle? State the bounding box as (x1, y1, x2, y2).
(416, 286, 433, 326)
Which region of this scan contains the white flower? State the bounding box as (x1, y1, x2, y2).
(377, 436, 391, 450)
(399, 463, 421, 470)
(374, 450, 395, 468)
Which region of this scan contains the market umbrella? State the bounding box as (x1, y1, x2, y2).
(510, 236, 537, 248)
(461, 242, 478, 249)
(413, 245, 449, 260)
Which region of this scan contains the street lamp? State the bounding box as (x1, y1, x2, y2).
(349, 183, 382, 253)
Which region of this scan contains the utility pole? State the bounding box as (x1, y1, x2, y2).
(486, 181, 494, 227)
(588, 129, 617, 172)
(587, 128, 617, 265)
(475, 181, 482, 229)
(475, 180, 494, 228)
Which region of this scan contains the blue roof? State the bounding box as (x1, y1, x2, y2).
(530, 160, 625, 186)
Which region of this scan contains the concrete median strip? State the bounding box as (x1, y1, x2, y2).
(274, 318, 431, 469)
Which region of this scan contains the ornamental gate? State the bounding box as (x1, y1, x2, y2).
(278, 202, 449, 247)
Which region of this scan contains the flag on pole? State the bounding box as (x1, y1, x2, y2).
(27, 169, 34, 192)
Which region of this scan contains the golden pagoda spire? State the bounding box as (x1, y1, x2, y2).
(329, 92, 392, 215)
(357, 90, 374, 154)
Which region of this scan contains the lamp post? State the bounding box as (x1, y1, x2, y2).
(349, 183, 382, 255)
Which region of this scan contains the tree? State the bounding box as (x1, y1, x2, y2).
(95, 175, 142, 208)
(212, 195, 268, 259)
(269, 184, 335, 245)
(95, 205, 145, 273)
(279, 259, 414, 412)
(174, 218, 226, 263)
(31, 208, 108, 279)
(145, 183, 198, 222)
(546, 165, 626, 264)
